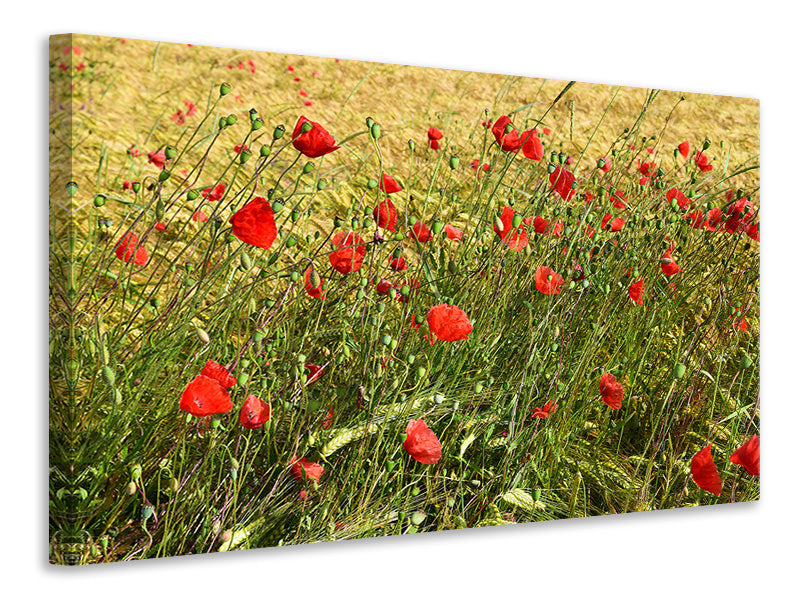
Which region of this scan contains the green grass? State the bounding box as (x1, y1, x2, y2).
(48, 34, 759, 564)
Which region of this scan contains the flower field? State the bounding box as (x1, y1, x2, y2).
(48, 33, 759, 564)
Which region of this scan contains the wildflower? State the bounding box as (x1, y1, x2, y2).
(322, 408, 334, 429)
(427, 127, 443, 150)
(155, 222, 167, 232)
(229, 197, 278, 250)
(180, 376, 233, 417)
(248, 59, 256, 73)
(306, 364, 323, 385)
(548, 167, 576, 200)
(171, 110, 186, 125)
(705, 207, 723, 231)
(491, 115, 522, 152)
(601, 212, 625, 231)
(397, 278, 420, 303)
(234, 144, 248, 154)
(201, 184, 226, 202)
(729, 435, 760, 476)
(639, 160, 657, 177)
(531, 399, 557, 419)
(200, 360, 237, 388)
(192, 210, 208, 222)
(666, 187, 690, 209)
(329, 231, 367, 273)
(304, 267, 325, 299)
(678, 141, 690, 158)
(599, 373, 623, 410)
(695, 151, 713, 172)
(426, 304, 473, 341)
(409, 221, 432, 243)
(375, 278, 394, 295)
(390, 256, 408, 271)
(184, 100, 198, 117)
(299, 89, 308, 97)
(494, 206, 528, 251)
(628, 277, 644, 305)
(684, 210, 706, 228)
(148, 149, 167, 169)
(444, 224, 463, 240)
(607, 187, 627, 209)
(380, 172, 403, 194)
(114, 233, 148, 266)
(239, 394, 271, 429)
(291, 116, 339, 158)
(691, 444, 722, 495)
(289, 456, 324, 482)
(660, 249, 680, 276)
(597, 156, 612, 172)
(404, 419, 442, 464)
(521, 129, 544, 161)
(534, 266, 565, 295)
(373, 198, 398, 231)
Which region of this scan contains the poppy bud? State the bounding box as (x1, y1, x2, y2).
(186, 189, 198, 201)
(220, 82, 231, 96)
(301, 121, 313, 134)
(512, 214, 523, 228)
(370, 123, 381, 139)
(432, 220, 444, 234)
(164, 146, 178, 160)
(740, 354, 753, 369)
(449, 155, 459, 169)
(226, 114, 237, 126)
(272, 124, 286, 140)
(494, 215, 505, 232)
(130, 464, 142, 481)
(158, 170, 171, 182)
(271, 200, 284, 213)
(196, 327, 210, 345)
(141, 504, 155, 523)
(558, 152, 566, 164)
(408, 139, 415, 152)
(394, 232, 405, 241)
(416, 366, 427, 378)
(126, 481, 137, 495)
(703, 138, 711, 151)
(93, 194, 106, 207)
(240, 252, 252, 270)
(155, 199, 165, 221)
(673, 363, 687, 379)
(366, 178, 378, 189)
(303, 162, 314, 175)
(291, 209, 300, 223)
(66, 181, 79, 196)
(474, 381, 484, 393)
(237, 373, 248, 386)
(547, 164, 556, 174)
(218, 117, 227, 130)
(410, 510, 426, 525)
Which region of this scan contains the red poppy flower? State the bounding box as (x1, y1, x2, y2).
(304, 100, 313, 107)
(200, 360, 237, 388)
(305, 364, 323, 385)
(491, 115, 522, 152)
(705, 207, 723, 231)
(531, 399, 557, 419)
(729, 434, 760, 476)
(444, 224, 463, 240)
(404, 419, 442, 464)
(329, 231, 367, 274)
(239, 394, 271, 429)
(628, 277, 644, 305)
(228, 197, 278, 250)
(548, 167, 576, 200)
(148, 150, 167, 170)
(180, 375, 233, 417)
(695, 151, 713, 173)
(409, 221, 432, 243)
(426, 304, 473, 342)
(665, 187, 690, 210)
(684, 210, 705, 228)
(238, 62, 245, 70)
(660, 249, 680, 276)
(534, 266, 565, 295)
(601, 213, 625, 231)
(597, 156, 612, 173)
(304, 267, 325, 299)
(171, 110, 186, 125)
(155, 222, 167, 232)
(298, 89, 308, 98)
(201, 183, 226, 202)
(248, 59, 256, 73)
(732, 310, 748, 332)
(606, 187, 627, 209)
(521, 129, 544, 161)
(373, 198, 398, 231)
(532, 216, 562, 236)
(234, 144, 248, 154)
(380, 172, 403, 194)
(192, 210, 208, 222)
(390, 256, 408, 271)
(678, 141, 690, 158)
(746, 221, 760, 242)
(289, 456, 325, 482)
(599, 372, 623, 410)
(585, 224, 596, 238)
(114, 233, 149, 266)
(639, 160, 657, 177)
(427, 127, 443, 150)
(184, 100, 198, 117)
(691, 443, 722, 495)
(376, 278, 394, 295)
(322, 408, 334, 429)
(291, 116, 339, 158)
(723, 197, 756, 234)
(543, 127, 552, 136)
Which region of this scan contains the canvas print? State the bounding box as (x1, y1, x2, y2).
(49, 33, 760, 565)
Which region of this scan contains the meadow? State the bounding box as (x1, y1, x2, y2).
(48, 33, 760, 564)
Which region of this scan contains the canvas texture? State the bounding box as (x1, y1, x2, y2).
(48, 33, 760, 565)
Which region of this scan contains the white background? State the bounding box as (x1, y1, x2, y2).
(6, 1, 797, 597)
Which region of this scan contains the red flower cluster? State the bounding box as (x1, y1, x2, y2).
(531, 399, 557, 419)
(329, 231, 367, 273)
(691, 435, 760, 495)
(494, 206, 529, 252)
(289, 456, 325, 482)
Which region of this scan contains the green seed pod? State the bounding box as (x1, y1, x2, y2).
(132, 181, 141, 193)
(218, 117, 227, 130)
(400, 284, 411, 296)
(416, 366, 427, 378)
(158, 170, 171, 182)
(155, 199, 165, 221)
(356, 289, 365, 300)
(101, 366, 115, 387)
(388, 288, 397, 300)
(271, 123, 286, 140)
(512, 214, 523, 228)
(271, 200, 284, 214)
(253, 328, 266, 342)
(366, 178, 378, 190)
(365, 116, 375, 128)
(164, 146, 178, 160)
(220, 82, 231, 96)
(308, 268, 321, 289)
(408, 139, 415, 152)
(410, 510, 426, 525)
(237, 373, 248, 386)
(290, 271, 300, 283)
(394, 231, 405, 241)
(673, 363, 687, 379)
(251, 117, 263, 131)
(550, 343, 559, 353)
(432, 220, 444, 235)
(186, 189, 199, 201)
(408, 354, 416, 364)
(286, 235, 298, 247)
(447, 260, 458, 274)
(740, 354, 753, 369)
(449, 155, 459, 169)
(370, 123, 381, 139)
(376, 302, 386, 313)
(390, 339, 398, 351)
(65, 181, 79, 196)
(239, 148, 252, 164)
(474, 381, 484, 394)
(240, 252, 252, 271)
(93, 194, 106, 207)
(547, 164, 556, 174)
(126, 481, 137, 495)
(380, 334, 392, 346)
(316, 178, 328, 190)
(291, 210, 301, 223)
(226, 114, 237, 126)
